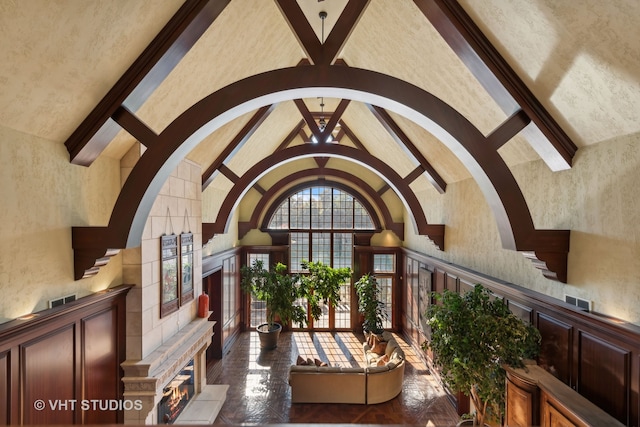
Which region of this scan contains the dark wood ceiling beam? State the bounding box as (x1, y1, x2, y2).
(404, 166, 425, 186)
(111, 106, 158, 148)
(368, 104, 446, 194)
(218, 164, 239, 183)
(414, 0, 577, 171)
(298, 129, 310, 144)
(218, 164, 265, 196)
(320, 99, 350, 142)
(320, 0, 371, 65)
(294, 99, 322, 137)
(339, 120, 368, 152)
(202, 104, 275, 189)
(208, 143, 443, 249)
(275, 0, 370, 65)
(333, 127, 346, 143)
(486, 109, 531, 150)
(274, 119, 306, 152)
(64, 0, 230, 166)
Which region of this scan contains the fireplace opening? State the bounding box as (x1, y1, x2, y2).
(157, 359, 195, 424)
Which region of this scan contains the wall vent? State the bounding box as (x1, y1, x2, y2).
(49, 294, 77, 309)
(564, 294, 591, 312)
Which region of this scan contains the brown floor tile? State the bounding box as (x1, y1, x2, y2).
(208, 332, 459, 426)
(208, 331, 459, 426)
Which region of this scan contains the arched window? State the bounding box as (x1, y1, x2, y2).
(267, 186, 375, 231)
(264, 186, 376, 329)
(267, 186, 375, 273)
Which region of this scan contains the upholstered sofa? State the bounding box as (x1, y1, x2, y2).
(288, 332, 405, 404)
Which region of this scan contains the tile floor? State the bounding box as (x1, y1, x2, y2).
(207, 330, 459, 425)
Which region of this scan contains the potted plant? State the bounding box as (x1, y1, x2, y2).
(240, 259, 351, 349)
(354, 274, 387, 335)
(240, 260, 306, 349)
(424, 284, 540, 426)
(298, 260, 352, 323)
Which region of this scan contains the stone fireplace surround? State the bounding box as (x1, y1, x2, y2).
(121, 316, 226, 424)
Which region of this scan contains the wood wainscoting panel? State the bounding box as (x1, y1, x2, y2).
(83, 309, 119, 424)
(537, 313, 573, 385)
(22, 326, 76, 425)
(458, 278, 474, 295)
(508, 300, 534, 325)
(578, 332, 630, 425)
(0, 350, 8, 424)
(433, 269, 446, 296)
(445, 272, 458, 293)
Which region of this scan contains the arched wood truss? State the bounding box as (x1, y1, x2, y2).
(71, 64, 570, 282)
(205, 169, 404, 243)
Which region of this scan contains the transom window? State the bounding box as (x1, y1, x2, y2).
(267, 186, 375, 231)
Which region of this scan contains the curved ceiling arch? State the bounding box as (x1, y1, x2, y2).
(73, 64, 569, 282)
(206, 144, 442, 247)
(221, 168, 404, 242)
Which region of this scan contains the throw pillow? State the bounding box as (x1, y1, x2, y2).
(296, 355, 307, 365)
(368, 333, 382, 348)
(307, 357, 314, 366)
(371, 341, 387, 355)
(314, 358, 328, 367)
(377, 354, 390, 366)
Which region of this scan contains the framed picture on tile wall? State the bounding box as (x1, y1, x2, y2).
(160, 234, 179, 317)
(180, 232, 194, 304)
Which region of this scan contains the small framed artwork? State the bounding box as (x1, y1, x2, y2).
(180, 232, 194, 304)
(160, 234, 179, 317)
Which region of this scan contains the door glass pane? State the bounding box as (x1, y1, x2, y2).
(377, 277, 393, 329)
(247, 253, 269, 327)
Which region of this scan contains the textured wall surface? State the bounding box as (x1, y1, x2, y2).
(406, 133, 640, 324)
(0, 126, 122, 323)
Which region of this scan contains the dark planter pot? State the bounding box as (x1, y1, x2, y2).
(256, 322, 282, 350)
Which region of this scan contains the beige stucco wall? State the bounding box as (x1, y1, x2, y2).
(0, 125, 123, 323)
(405, 134, 640, 325)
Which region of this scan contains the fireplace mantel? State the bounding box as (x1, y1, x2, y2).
(121, 316, 215, 424)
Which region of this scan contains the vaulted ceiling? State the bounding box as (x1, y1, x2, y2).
(2, 0, 639, 282)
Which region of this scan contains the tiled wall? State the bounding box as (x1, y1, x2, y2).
(123, 149, 203, 361)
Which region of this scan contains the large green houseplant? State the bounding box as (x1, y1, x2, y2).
(424, 284, 540, 426)
(241, 260, 306, 349)
(298, 260, 352, 323)
(241, 259, 351, 349)
(354, 274, 387, 335)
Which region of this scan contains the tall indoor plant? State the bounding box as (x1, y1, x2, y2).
(298, 260, 352, 323)
(424, 284, 540, 426)
(241, 259, 351, 349)
(354, 273, 386, 335)
(240, 260, 306, 349)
